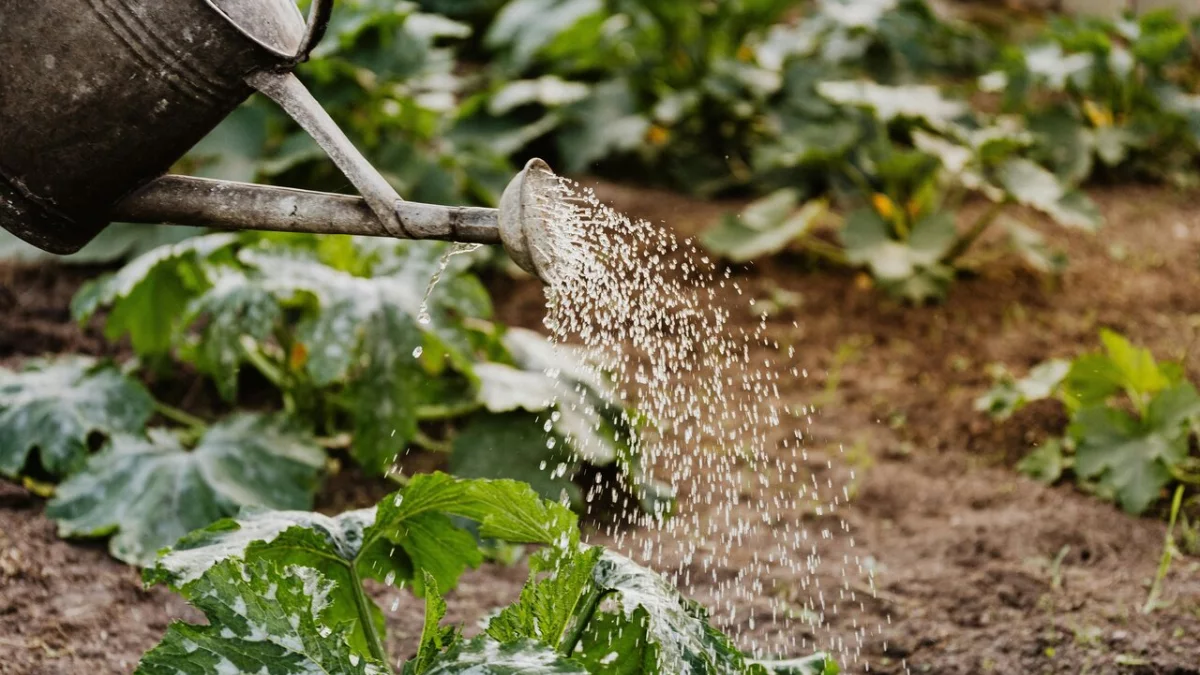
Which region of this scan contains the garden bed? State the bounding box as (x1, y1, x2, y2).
(1, 181, 1198, 674)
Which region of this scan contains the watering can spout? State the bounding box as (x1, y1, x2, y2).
(0, 0, 561, 283)
(111, 157, 562, 282)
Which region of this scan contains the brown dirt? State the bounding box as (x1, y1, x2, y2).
(2, 183, 1199, 674)
(0, 263, 117, 367)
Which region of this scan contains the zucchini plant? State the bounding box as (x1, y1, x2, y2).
(703, 82, 1101, 303)
(977, 330, 1200, 515)
(454, 0, 992, 195)
(70, 232, 665, 504)
(0, 356, 327, 565)
(981, 9, 1200, 187)
(134, 472, 837, 675)
(0, 231, 668, 563)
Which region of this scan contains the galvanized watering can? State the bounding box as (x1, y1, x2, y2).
(0, 0, 558, 280)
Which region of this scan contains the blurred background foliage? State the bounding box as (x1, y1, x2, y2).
(7, 0, 1200, 301)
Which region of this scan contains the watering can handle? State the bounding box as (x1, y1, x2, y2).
(295, 0, 335, 63)
(247, 69, 409, 238)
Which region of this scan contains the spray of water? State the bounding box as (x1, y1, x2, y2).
(418, 241, 483, 328)
(523, 169, 880, 668)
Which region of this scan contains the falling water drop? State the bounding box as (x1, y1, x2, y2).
(418, 242, 482, 326)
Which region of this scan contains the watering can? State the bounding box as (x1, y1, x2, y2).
(0, 0, 559, 280)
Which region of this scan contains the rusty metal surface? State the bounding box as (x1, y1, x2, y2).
(0, 0, 277, 251)
(0, 0, 550, 283)
(0, 0, 337, 253)
(114, 175, 504, 245)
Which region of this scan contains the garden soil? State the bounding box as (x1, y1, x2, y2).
(2, 183, 1199, 675)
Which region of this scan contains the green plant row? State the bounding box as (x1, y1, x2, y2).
(0, 232, 669, 566)
(9, 2, 1200, 301)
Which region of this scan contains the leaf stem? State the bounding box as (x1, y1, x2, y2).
(413, 430, 454, 454)
(797, 236, 849, 267)
(241, 339, 289, 390)
(417, 401, 484, 421)
(559, 586, 608, 658)
(153, 401, 208, 432)
(349, 563, 392, 670)
(942, 200, 1006, 264)
(1143, 485, 1184, 614)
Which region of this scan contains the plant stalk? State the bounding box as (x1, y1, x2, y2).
(941, 200, 1005, 264)
(349, 563, 392, 669)
(242, 340, 289, 391)
(559, 586, 608, 657)
(153, 401, 208, 431)
(798, 236, 849, 267)
(1143, 485, 1184, 614)
(413, 430, 454, 454)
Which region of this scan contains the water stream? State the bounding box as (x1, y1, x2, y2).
(520, 169, 878, 668)
(417, 241, 483, 328)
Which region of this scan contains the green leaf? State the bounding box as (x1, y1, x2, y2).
(405, 571, 462, 675)
(557, 80, 651, 172)
(1005, 220, 1067, 275)
(1062, 330, 1176, 410)
(71, 234, 239, 357)
(487, 546, 605, 649)
(183, 268, 283, 401)
(0, 357, 153, 478)
(740, 189, 804, 232)
(1028, 111, 1094, 187)
(440, 475, 580, 546)
(588, 550, 753, 674)
(702, 199, 827, 263)
(975, 359, 1070, 420)
(46, 414, 324, 565)
(573, 607, 658, 675)
(489, 77, 592, 115)
(452, 412, 582, 507)
(486, 0, 603, 70)
(1093, 126, 1137, 167)
(233, 244, 486, 475)
(475, 328, 629, 466)
(1021, 43, 1093, 90)
(150, 507, 388, 656)
(1062, 353, 1125, 411)
(1017, 438, 1067, 485)
(841, 209, 957, 302)
(134, 559, 385, 675)
(1097, 329, 1173, 399)
(995, 159, 1102, 231)
(475, 342, 615, 444)
(749, 654, 840, 675)
(420, 637, 588, 674)
(148, 474, 576, 655)
(1069, 384, 1200, 514)
(816, 81, 967, 128)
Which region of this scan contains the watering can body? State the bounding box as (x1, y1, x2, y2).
(0, 0, 559, 282)
(0, 0, 330, 253)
